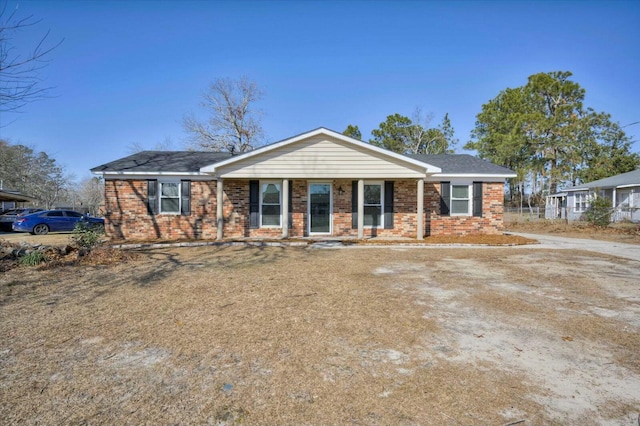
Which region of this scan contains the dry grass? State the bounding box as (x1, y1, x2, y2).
(505, 218, 640, 244)
(1, 245, 639, 424)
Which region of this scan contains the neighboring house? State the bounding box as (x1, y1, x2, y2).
(0, 190, 36, 212)
(91, 128, 516, 241)
(546, 168, 640, 222)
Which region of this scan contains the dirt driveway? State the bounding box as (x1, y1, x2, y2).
(1, 243, 639, 425)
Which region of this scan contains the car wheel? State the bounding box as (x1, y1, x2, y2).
(33, 224, 49, 235)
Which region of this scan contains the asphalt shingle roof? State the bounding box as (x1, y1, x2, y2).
(90, 151, 233, 173)
(91, 150, 515, 176)
(408, 153, 515, 175)
(563, 168, 640, 191)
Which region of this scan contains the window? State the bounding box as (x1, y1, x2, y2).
(261, 181, 281, 226)
(363, 183, 383, 227)
(451, 185, 470, 215)
(575, 192, 589, 212)
(160, 182, 180, 213)
(45, 211, 64, 217)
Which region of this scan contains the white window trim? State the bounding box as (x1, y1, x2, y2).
(307, 181, 333, 235)
(159, 180, 181, 215)
(260, 180, 282, 228)
(575, 192, 589, 213)
(363, 181, 384, 228)
(450, 183, 472, 216)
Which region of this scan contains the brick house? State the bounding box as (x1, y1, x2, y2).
(91, 128, 515, 241)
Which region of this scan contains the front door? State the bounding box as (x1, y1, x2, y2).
(309, 183, 332, 234)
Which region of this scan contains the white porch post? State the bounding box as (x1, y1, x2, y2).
(282, 179, 289, 238)
(417, 179, 424, 240)
(357, 179, 364, 239)
(216, 179, 224, 240)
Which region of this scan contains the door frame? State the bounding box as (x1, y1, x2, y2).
(307, 181, 333, 235)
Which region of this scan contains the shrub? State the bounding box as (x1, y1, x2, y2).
(19, 251, 48, 266)
(584, 197, 612, 228)
(70, 221, 105, 249)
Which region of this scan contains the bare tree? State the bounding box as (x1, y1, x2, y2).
(127, 136, 175, 154)
(183, 76, 264, 153)
(0, 3, 62, 115)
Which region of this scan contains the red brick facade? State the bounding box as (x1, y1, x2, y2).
(103, 179, 505, 240)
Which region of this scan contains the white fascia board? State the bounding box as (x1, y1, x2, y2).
(563, 187, 589, 192)
(200, 127, 442, 175)
(616, 184, 640, 189)
(430, 173, 517, 179)
(95, 171, 213, 180)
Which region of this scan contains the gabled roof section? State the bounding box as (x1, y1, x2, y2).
(563, 168, 640, 192)
(200, 127, 441, 175)
(409, 154, 517, 177)
(91, 151, 232, 175)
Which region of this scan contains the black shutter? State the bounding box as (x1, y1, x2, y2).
(440, 181, 450, 216)
(147, 180, 158, 215)
(351, 180, 358, 229)
(181, 180, 191, 216)
(473, 181, 483, 217)
(384, 181, 394, 229)
(249, 180, 259, 228)
(288, 180, 293, 229)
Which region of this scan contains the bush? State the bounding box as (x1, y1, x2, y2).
(19, 251, 48, 266)
(70, 221, 105, 249)
(584, 197, 612, 228)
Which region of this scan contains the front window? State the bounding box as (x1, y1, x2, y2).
(451, 185, 470, 215)
(261, 182, 281, 226)
(160, 182, 180, 213)
(575, 193, 589, 212)
(364, 183, 383, 227)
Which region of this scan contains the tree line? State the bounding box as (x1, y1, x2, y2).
(465, 71, 638, 205)
(0, 141, 103, 214)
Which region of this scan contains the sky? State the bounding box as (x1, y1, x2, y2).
(1, 0, 639, 181)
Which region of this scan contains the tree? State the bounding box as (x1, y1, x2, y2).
(74, 176, 104, 215)
(0, 3, 62, 115)
(183, 76, 264, 153)
(466, 71, 639, 198)
(0, 139, 69, 208)
(370, 113, 412, 153)
(370, 110, 457, 155)
(343, 124, 362, 140)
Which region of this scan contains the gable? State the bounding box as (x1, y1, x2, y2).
(207, 134, 435, 179)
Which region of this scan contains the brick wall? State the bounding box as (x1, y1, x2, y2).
(104, 179, 505, 240)
(425, 182, 505, 236)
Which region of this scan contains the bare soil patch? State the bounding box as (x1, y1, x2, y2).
(1, 246, 639, 425)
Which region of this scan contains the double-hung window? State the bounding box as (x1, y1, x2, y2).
(451, 185, 471, 215)
(575, 192, 589, 212)
(160, 182, 180, 214)
(261, 181, 281, 226)
(363, 182, 383, 227)
(147, 180, 191, 216)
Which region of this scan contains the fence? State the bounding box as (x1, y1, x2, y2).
(504, 207, 544, 222)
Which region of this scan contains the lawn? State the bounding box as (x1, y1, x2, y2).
(1, 244, 639, 425)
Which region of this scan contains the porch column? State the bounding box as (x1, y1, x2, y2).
(216, 179, 224, 240)
(417, 179, 424, 240)
(282, 179, 289, 238)
(357, 179, 364, 239)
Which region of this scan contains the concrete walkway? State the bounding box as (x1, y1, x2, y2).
(507, 232, 640, 262)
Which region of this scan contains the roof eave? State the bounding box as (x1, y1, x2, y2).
(432, 173, 517, 179)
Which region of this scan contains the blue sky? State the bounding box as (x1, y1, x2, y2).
(1, 0, 639, 180)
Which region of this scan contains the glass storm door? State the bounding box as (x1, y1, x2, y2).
(309, 183, 331, 234)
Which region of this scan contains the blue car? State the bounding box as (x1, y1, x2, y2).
(12, 210, 105, 235)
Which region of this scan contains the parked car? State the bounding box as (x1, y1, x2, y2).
(12, 210, 104, 235)
(0, 208, 44, 231)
